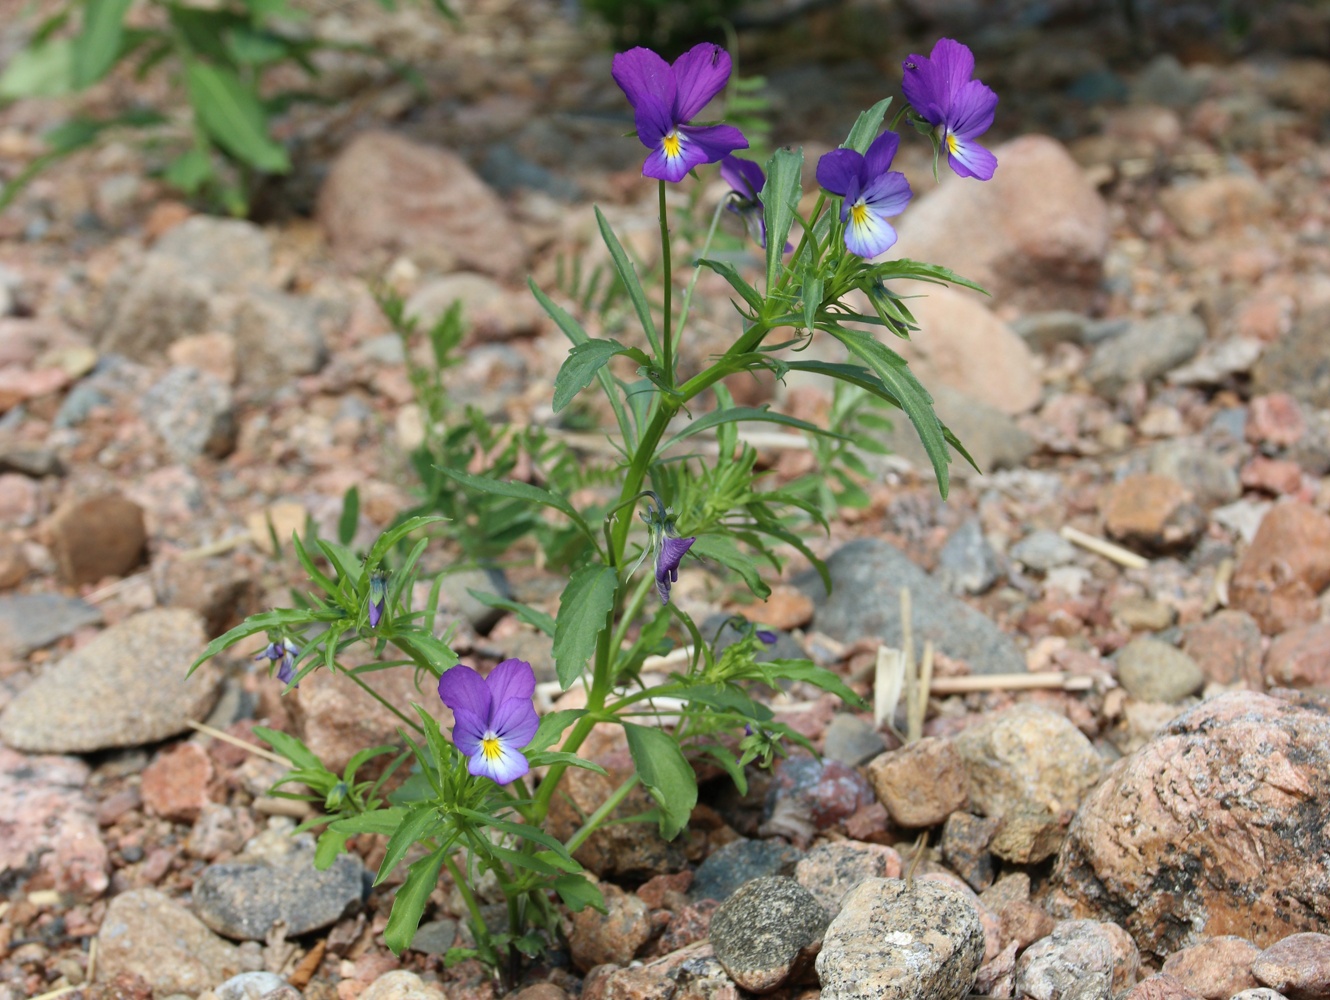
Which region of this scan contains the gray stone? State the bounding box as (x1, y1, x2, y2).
(1011, 311, 1091, 350)
(95, 889, 242, 995)
(1231, 992, 1292, 1000)
(691, 838, 804, 903)
(215, 972, 292, 1000)
(816, 877, 985, 1000)
(1289, 409, 1330, 476)
(937, 519, 1001, 596)
(0, 609, 221, 753)
(232, 291, 330, 391)
(0, 440, 63, 477)
(99, 255, 214, 358)
(1131, 54, 1208, 107)
(1116, 638, 1205, 703)
(409, 918, 457, 955)
(0, 593, 101, 657)
(1084, 314, 1207, 398)
(0, 746, 107, 897)
(1253, 306, 1330, 409)
(405, 273, 543, 342)
(141, 366, 237, 462)
(359, 971, 445, 1000)
(1010, 529, 1078, 573)
(1148, 441, 1241, 507)
(709, 876, 829, 994)
(822, 713, 887, 767)
(437, 566, 511, 633)
(793, 842, 901, 918)
(883, 384, 1035, 478)
(192, 846, 368, 940)
(795, 538, 1027, 675)
(1014, 919, 1139, 1000)
(152, 217, 272, 290)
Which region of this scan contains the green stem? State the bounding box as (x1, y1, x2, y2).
(608, 574, 654, 661)
(444, 852, 491, 953)
(565, 774, 640, 854)
(659, 180, 674, 383)
(345, 667, 424, 734)
(674, 197, 729, 345)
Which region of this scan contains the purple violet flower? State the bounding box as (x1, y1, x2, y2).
(367, 570, 388, 629)
(612, 43, 749, 183)
(255, 638, 299, 687)
(816, 131, 913, 258)
(437, 658, 540, 785)
(901, 38, 998, 181)
(655, 535, 695, 605)
(755, 629, 778, 646)
(719, 155, 790, 252)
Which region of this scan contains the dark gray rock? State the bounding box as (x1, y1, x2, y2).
(0, 593, 102, 658)
(1084, 314, 1207, 398)
(1014, 919, 1139, 1000)
(1253, 306, 1330, 408)
(883, 384, 1035, 478)
(822, 713, 886, 767)
(691, 838, 804, 903)
(441, 566, 512, 633)
(816, 877, 985, 1000)
(0, 440, 63, 476)
(95, 889, 242, 995)
(937, 519, 1001, 596)
(1011, 310, 1091, 350)
(232, 291, 330, 391)
(1115, 638, 1205, 703)
(1, 609, 221, 753)
(1009, 529, 1078, 573)
(141, 367, 237, 462)
(192, 848, 367, 941)
(410, 918, 457, 955)
(215, 972, 293, 1000)
(151, 217, 272, 290)
(795, 538, 1027, 675)
(1148, 440, 1241, 507)
(709, 876, 829, 994)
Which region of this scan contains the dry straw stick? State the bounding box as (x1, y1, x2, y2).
(1059, 525, 1148, 570)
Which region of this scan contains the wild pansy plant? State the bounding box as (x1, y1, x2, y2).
(189, 35, 998, 987)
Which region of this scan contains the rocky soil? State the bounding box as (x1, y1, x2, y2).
(4, 1, 1330, 999)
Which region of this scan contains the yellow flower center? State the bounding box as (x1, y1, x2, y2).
(945, 132, 958, 154)
(481, 736, 502, 761)
(850, 202, 870, 228)
(662, 131, 683, 159)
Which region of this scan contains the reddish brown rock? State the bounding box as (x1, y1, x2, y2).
(793, 841, 901, 917)
(1048, 690, 1330, 958)
(1265, 624, 1330, 690)
(1014, 919, 1140, 999)
(656, 899, 717, 953)
(581, 942, 720, 1000)
(1248, 393, 1308, 448)
(1101, 474, 1204, 551)
(865, 737, 968, 828)
(317, 131, 526, 279)
(1161, 935, 1261, 999)
(140, 742, 214, 823)
(1230, 503, 1330, 634)
(940, 812, 1001, 891)
(545, 764, 686, 879)
(44, 492, 147, 585)
(1182, 611, 1264, 688)
(999, 900, 1056, 952)
(1242, 456, 1307, 496)
(1119, 974, 1204, 1000)
(1252, 933, 1330, 1000)
(509, 986, 568, 1000)
(742, 584, 814, 631)
(569, 881, 651, 972)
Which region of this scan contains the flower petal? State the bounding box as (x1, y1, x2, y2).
(485, 658, 535, 707)
(469, 738, 530, 784)
(678, 124, 748, 166)
(655, 535, 695, 603)
(437, 664, 492, 721)
(490, 696, 540, 750)
(451, 705, 487, 758)
(844, 202, 898, 258)
(902, 37, 975, 124)
(633, 92, 675, 149)
(860, 170, 912, 218)
(862, 130, 901, 178)
(643, 136, 694, 183)
(612, 47, 675, 114)
(816, 148, 863, 197)
(720, 154, 764, 200)
(671, 43, 731, 123)
(947, 137, 998, 181)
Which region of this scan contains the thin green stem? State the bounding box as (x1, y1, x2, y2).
(674, 197, 729, 345)
(659, 180, 674, 383)
(608, 573, 654, 661)
(444, 852, 491, 952)
(345, 667, 424, 734)
(565, 774, 640, 854)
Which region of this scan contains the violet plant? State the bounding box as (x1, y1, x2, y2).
(190, 35, 998, 986)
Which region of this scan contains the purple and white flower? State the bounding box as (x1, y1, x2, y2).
(719, 155, 791, 252)
(902, 38, 998, 181)
(367, 570, 388, 629)
(638, 494, 695, 605)
(815, 131, 913, 258)
(612, 43, 749, 183)
(437, 658, 540, 785)
(256, 638, 298, 687)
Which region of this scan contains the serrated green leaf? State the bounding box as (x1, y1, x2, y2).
(253, 725, 325, 771)
(525, 709, 586, 753)
(764, 658, 865, 708)
(660, 405, 844, 452)
(762, 147, 803, 292)
(466, 590, 556, 637)
(437, 468, 594, 543)
(163, 147, 213, 194)
(314, 827, 349, 870)
(844, 97, 892, 154)
(338, 486, 360, 546)
(524, 750, 607, 775)
(184, 60, 290, 173)
(554, 873, 606, 913)
(688, 534, 770, 600)
(376, 805, 443, 885)
(595, 206, 661, 358)
(623, 723, 696, 840)
(553, 339, 636, 413)
(552, 565, 616, 689)
(384, 845, 448, 955)
(0, 39, 73, 98)
(697, 258, 762, 312)
(72, 0, 133, 87)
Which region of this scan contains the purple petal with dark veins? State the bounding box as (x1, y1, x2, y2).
(678, 124, 748, 165)
(902, 37, 975, 124)
(633, 91, 675, 148)
(612, 47, 675, 114)
(655, 535, 695, 603)
(671, 43, 732, 123)
(947, 138, 997, 180)
(860, 170, 912, 217)
(450, 705, 487, 758)
(948, 78, 998, 139)
(816, 148, 863, 197)
(863, 130, 901, 178)
(843, 208, 898, 259)
(469, 737, 529, 784)
(486, 658, 535, 708)
(437, 664, 492, 721)
(490, 696, 539, 750)
(721, 154, 765, 201)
